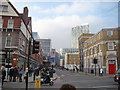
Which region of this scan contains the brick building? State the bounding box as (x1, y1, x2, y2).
(78, 27, 120, 75)
(0, 0, 43, 70)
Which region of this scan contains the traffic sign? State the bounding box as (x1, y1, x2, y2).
(50, 57, 55, 62)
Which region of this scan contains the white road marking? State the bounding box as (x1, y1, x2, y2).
(92, 85, 117, 88)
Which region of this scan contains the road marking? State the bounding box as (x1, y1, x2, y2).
(92, 85, 117, 88)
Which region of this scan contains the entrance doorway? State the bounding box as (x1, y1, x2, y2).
(108, 60, 116, 74)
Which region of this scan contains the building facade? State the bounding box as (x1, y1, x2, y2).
(78, 33, 94, 71)
(59, 48, 78, 66)
(32, 32, 40, 40)
(71, 24, 89, 48)
(31, 32, 43, 65)
(64, 53, 80, 70)
(39, 39, 51, 59)
(0, 0, 42, 70)
(80, 27, 120, 75)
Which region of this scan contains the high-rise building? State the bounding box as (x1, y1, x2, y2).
(39, 39, 51, 58)
(32, 32, 40, 39)
(71, 24, 89, 48)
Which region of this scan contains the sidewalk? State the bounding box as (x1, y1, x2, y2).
(64, 69, 114, 78)
(77, 71, 114, 78)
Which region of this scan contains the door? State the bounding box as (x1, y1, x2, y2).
(108, 60, 116, 74)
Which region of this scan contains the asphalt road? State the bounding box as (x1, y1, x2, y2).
(2, 68, 119, 90)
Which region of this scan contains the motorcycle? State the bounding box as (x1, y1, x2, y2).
(40, 76, 54, 86)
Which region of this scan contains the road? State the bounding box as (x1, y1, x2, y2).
(2, 68, 119, 90)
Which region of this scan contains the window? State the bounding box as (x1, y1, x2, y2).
(5, 34, 12, 47)
(99, 44, 102, 52)
(107, 31, 113, 36)
(8, 18, 14, 28)
(108, 42, 114, 50)
(0, 5, 8, 12)
(0, 18, 3, 28)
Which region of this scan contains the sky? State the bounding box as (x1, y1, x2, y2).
(10, 0, 119, 51)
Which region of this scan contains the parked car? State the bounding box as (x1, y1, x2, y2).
(114, 68, 120, 84)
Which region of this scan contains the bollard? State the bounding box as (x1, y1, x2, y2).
(35, 76, 41, 88)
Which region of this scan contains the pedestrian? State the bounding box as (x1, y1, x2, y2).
(35, 67, 39, 76)
(1, 65, 6, 87)
(8, 67, 14, 82)
(18, 68, 23, 82)
(13, 66, 18, 82)
(28, 65, 33, 77)
(33, 67, 39, 81)
(75, 66, 79, 72)
(59, 84, 76, 90)
(100, 68, 103, 76)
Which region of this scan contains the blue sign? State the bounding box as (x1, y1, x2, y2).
(50, 57, 54, 62)
(50, 57, 54, 59)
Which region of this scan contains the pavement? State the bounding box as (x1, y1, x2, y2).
(62, 69, 114, 78)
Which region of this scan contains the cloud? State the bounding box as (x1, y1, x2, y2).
(9, 0, 120, 3)
(12, 1, 118, 50)
(32, 14, 117, 50)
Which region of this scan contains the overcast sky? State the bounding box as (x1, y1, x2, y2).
(11, 0, 119, 51)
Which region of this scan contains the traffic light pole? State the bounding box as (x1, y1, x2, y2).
(26, 39, 31, 90)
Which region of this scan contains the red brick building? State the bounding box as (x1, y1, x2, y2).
(0, 0, 43, 70)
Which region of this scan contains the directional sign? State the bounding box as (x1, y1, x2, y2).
(50, 57, 54, 62)
(50, 57, 54, 59)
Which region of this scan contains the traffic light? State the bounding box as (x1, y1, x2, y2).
(93, 58, 98, 64)
(32, 40, 39, 54)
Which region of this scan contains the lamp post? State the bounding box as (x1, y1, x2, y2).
(26, 38, 31, 90)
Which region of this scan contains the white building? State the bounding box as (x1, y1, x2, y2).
(59, 48, 78, 66)
(71, 24, 89, 48)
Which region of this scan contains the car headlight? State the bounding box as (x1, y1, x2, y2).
(117, 77, 119, 80)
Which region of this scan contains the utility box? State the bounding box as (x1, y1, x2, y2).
(35, 76, 41, 88)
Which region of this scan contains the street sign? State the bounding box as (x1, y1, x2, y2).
(50, 57, 54, 59)
(50, 57, 54, 62)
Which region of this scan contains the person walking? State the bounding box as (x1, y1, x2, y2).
(1, 65, 6, 87)
(100, 68, 103, 76)
(18, 68, 23, 82)
(8, 67, 14, 82)
(13, 66, 18, 82)
(75, 66, 79, 72)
